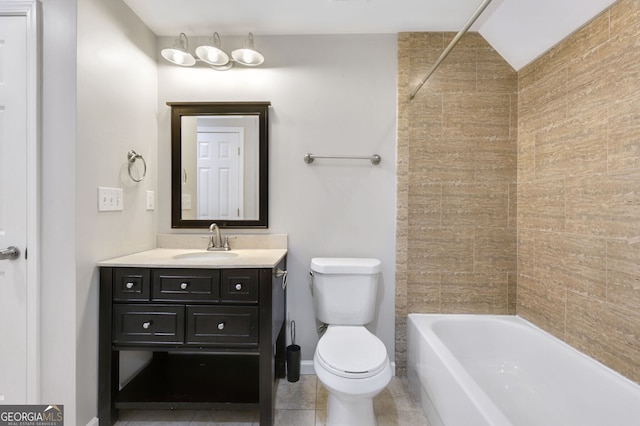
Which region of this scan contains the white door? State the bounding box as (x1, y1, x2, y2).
(0, 2, 39, 404)
(196, 128, 244, 220)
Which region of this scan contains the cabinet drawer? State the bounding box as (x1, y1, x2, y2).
(221, 269, 259, 303)
(113, 304, 184, 344)
(186, 306, 259, 345)
(113, 268, 150, 301)
(152, 269, 220, 302)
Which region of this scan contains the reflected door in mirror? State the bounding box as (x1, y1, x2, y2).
(196, 128, 243, 220)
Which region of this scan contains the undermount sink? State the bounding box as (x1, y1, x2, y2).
(172, 251, 239, 261)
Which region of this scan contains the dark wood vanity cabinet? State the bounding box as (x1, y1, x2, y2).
(98, 262, 287, 425)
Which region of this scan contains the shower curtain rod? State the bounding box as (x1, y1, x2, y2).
(409, 0, 493, 100)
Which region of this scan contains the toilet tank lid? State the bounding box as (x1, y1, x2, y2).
(310, 258, 381, 274)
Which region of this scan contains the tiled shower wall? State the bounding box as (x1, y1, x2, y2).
(397, 0, 640, 383)
(396, 33, 518, 374)
(518, 0, 640, 383)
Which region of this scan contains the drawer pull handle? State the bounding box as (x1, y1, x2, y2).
(180, 282, 189, 290)
(125, 282, 135, 289)
(235, 283, 242, 291)
(142, 321, 152, 330)
(217, 322, 225, 330)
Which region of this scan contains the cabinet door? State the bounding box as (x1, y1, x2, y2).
(113, 304, 184, 344)
(152, 269, 220, 302)
(186, 305, 259, 346)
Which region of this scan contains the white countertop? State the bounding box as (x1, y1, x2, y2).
(97, 248, 287, 269)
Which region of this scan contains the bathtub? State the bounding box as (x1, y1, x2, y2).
(407, 314, 640, 426)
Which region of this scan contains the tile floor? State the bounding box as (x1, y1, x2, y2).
(114, 374, 430, 425)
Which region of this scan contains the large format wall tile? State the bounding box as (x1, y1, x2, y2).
(442, 183, 509, 227)
(566, 291, 640, 383)
(607, 94, 640, 174)
(517, 274, 566, 340)
(517, 180, 566, 232)
(396, 31, 517, 373)
(518, 1, 640, 384)
(606, 239, 640, 312)
(443, 94, 512, 139)
(534, 231, 606, 300)
(441, 273, 509, 314)
(566, 174, 640, 239)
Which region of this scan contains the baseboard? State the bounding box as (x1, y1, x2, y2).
(300, 360, 315, 375)
(300, 360, 397, 376)
(86, 417, 99, 426)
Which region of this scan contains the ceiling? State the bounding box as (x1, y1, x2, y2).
(122, 0, 617, 70)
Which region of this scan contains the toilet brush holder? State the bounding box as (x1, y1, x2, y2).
(286, 320, 301, 382)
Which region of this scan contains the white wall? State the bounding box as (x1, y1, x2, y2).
(40, 0, 77, 421)
(76, 0, 158, 423)
(158, 34, 398, 362)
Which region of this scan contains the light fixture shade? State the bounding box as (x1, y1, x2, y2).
(195, 33, 230, 67)
(161, 33, 195, 66)
(231, 33, 265, 66)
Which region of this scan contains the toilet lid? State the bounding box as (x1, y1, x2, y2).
(316, 327, 388, 379)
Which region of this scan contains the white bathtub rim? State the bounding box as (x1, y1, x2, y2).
(412, 313, 640, 393)
(408, 314, 513, 426)
(408, 313, 640, 425)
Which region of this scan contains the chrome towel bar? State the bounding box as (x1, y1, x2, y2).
(304, 153, 381, 165)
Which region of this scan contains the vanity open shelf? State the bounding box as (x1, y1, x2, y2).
(98, 250, 287, 426)
(115, 352, 259, 409)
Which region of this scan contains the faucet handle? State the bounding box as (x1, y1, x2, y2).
(223, 235, 230, 250)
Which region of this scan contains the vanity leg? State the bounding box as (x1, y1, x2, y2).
(98, 350, 119, 425)
(98, 268, 118, 425)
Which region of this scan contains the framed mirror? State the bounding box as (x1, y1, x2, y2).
(169, 102, 270, 228)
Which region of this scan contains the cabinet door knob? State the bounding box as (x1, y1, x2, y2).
(142, 321, 152, 330)
(125, 282, 135, 289)
(235, 283, 242, 291)
(217, 322, 225, 330)
(180, 282, 189, 290)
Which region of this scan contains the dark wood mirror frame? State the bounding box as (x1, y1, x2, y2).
(169, 101, 270, 229)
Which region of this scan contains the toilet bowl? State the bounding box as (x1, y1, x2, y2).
(313, 327, 392, 426)
(310, 258, 391, 426)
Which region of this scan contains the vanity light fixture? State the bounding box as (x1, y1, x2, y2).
(195, 33, 231, 67)
(161, 32, 196, 66)
(161, 32, 265, 71)
(231, 33, 265, 66)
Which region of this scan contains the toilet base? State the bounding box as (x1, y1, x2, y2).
(326, 393, 376, 426)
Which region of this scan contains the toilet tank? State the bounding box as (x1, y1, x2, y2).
(310, 258, 382, 325)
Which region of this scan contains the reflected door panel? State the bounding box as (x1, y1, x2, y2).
(197, 129, 244, 219)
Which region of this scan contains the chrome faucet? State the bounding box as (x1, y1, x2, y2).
(207, 223, 231, 251)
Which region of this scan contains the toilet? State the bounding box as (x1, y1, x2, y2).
(310, 258, 392, 426)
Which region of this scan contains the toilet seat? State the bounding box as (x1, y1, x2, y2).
(316, 326, 388, 379)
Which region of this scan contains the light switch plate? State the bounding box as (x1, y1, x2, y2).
(98, 187, 123, 211)
(181, 194, 192, 210)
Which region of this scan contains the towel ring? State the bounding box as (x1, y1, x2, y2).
(127, 150, 147, 182)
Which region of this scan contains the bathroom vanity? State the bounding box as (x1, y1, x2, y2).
(97, 246, 287, 425)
